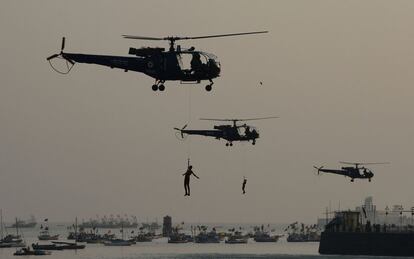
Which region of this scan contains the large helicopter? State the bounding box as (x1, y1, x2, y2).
(174, 117, 278, 146)
(313, 162, 389, 182)
(46, 31, 268, 92)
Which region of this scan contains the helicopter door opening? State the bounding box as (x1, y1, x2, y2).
(177, 52, 208, 75)
(239, 126, 258, 138)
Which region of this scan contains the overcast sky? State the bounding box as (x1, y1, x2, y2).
(1, 0, 413, 224)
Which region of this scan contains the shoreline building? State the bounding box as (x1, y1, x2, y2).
(162, 216, 172, 237)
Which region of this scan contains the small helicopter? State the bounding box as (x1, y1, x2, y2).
(46, 31, 268, 92)
(313, 161, 389, 182)
(174, 117, 278, 146)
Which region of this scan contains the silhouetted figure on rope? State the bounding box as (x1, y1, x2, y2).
(242, 177, 247, 194)
(183, 164, 199, 196)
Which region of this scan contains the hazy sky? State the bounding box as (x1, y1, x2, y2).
(1, 0, 413, 224)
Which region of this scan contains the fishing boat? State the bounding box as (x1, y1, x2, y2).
(14, 247, 51, 256)
(38, 220, 59, 241)
(103, 223, 135, 246)
(1, 214, 26, 248)
(38, 229, 59, 241)
(225, 231, 248, 244)
(31, 243, 63, 251)
(103, 239, 134, 246)
(286, 222, 321, 242)
(194, 227, 220, 243)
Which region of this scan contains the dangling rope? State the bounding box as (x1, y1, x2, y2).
(186, 84, 192, 161)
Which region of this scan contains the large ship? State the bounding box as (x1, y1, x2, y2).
(9, 215, 37, 228)
(319, 210, 414, 256)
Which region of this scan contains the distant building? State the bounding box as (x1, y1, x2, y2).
(318, 196, 413, 228)
(162, 215, 172, 237)
(355, 196, 411, 225)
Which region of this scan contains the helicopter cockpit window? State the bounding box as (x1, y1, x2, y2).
(177, 52, 208, 73)
(238, 126, 257, 137)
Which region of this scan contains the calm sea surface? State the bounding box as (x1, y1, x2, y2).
(0, 223, 402, 259)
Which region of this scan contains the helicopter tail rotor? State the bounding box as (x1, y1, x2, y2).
(47, 37, 75, 74)
(174, 124, 188, 140)
(313, 166, 324, 175)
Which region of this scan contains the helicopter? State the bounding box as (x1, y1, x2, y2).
(46, 31, 268, 92)
(313, 162, 389, 182)
(174, 117, 278, 146)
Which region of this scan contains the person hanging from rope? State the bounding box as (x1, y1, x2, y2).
(242, 176, 247, 194)
(183, 160, 199, 196)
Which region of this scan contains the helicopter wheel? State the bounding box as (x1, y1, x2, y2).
(152, 84, 158, 91)
(252, 141, 256, 145)
(229, 142, 233, 146)
(225, 143, 229, 146)
(351, 179, 354, 182)
(158, 84, 165, 91)
(369, 178, 371, 182)
(205, 84, 212, 92)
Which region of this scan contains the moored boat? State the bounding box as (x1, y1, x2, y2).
(225, 231, 248, 244)
(14, 247, 51, 256)
(195, 228, 220, 243)
(103, 239, 134, 246)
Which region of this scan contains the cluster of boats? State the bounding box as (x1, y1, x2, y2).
(168, 226, 281, 244)
(284, 222, 321, 242)
(77, 215, 160, 230)
(0, 216, 27, 248)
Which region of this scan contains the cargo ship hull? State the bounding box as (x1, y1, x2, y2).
(319, 231, 414, 257)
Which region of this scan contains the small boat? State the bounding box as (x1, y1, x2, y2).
(103, 222, 135, 246)
(0, 242, 12, 248)
(168, 233, 189, 243)
(103, 239, 134, 246)
(0, 235, 26, 248)
(14, 247, 51, 256)
(195, 229, 220, 243)
(225, 231, 248, 244)
(131, 233, 154, 242)
(254, 232, 280, 242)
(1, 216, 26, 248)
(52, 241, 85, 250)
(32, 243, 63, 250)
(38, 232, 59, 241)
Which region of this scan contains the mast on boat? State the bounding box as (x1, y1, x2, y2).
(1, 209, 3, 240)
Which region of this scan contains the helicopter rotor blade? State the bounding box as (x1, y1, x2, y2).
(122, 31, 268, 42)
(182, 31, 269, 40)
(122, 35, 164, 41)
(61, 37, 65, 51)
(46, 54, 59, 61)
(339, 161, 390, 166)
(200, 116, 278, 122)
(236, 116, 279, 121)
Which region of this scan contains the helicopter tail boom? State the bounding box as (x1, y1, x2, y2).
(61, 53, 147, 72)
